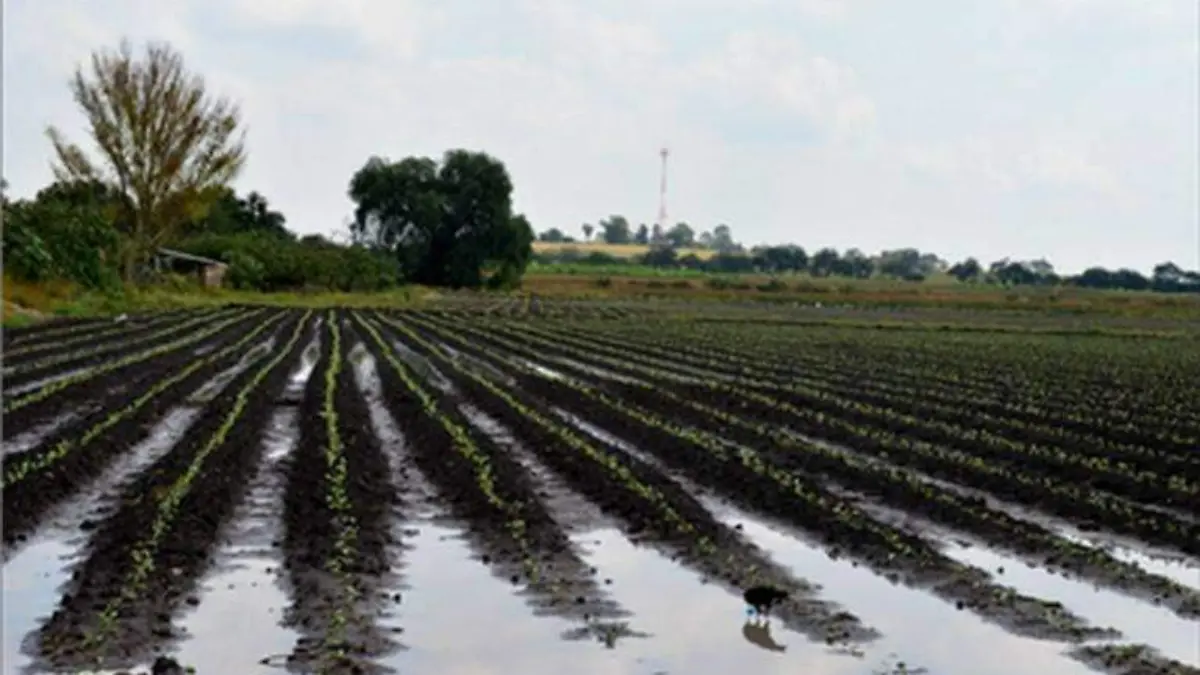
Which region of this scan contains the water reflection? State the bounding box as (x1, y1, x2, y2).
(941, 540, 1200, 664)
(3, 539, 78, 673)
(10, 500, 1176, 674)
(742, 619, 788, 653)
(715, 516, 1101, 675)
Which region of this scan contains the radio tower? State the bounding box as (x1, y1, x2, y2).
(657, 146, 670, 231)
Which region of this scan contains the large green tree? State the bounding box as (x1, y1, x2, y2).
(347, 150, 534, 288)
(185, 187, 291, 239)
(46, 39, 247, 281)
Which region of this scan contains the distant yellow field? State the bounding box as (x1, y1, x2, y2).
(532, 241, 716, 260)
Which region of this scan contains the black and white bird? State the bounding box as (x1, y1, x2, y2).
(743, 585, 788, 618)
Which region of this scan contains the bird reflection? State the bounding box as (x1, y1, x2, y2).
(741, 616, 787, 652)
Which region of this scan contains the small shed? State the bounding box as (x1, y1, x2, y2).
(153, 248, 228, 288)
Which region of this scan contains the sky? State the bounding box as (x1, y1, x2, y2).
(4, 0, 1198, 274)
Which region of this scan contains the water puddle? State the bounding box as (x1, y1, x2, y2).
(170, 408, 301, 673)
(280, 338, 320, 404)
(719, 513, 1101, 675)
(518, 358, 567, 381)
(3, 539, 80, 672)
(351, 342, 438, 516)
(460, 404, 612, 533)
(554, 408, 690, 477)
(1, 407, 201, 669)
(389, 339, 454, 394)
(1, 408, 88, 456)
(385, 524, 610, 674)
(188, 336, 277, 404)
(2, 407, 200, 564)
(940, 540, 1199, 664)
(1055, 531, 1200, 591)
(3, 365, 91, 398)
(535, 354, 648, 386)
(437, 343, 516, 385)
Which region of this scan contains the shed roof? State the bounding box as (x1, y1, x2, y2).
(156, 248, 227, 267)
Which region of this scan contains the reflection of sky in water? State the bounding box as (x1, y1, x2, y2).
(5, 539, 80, 673)
(1055, 530, 1200, 592)
(941, 540, 1200, 665)
(6, 513, 1191, 674)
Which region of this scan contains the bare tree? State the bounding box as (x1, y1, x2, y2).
(46, 39, 247, 281)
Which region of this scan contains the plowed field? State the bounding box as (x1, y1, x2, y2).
(3, 304, 1198, 675)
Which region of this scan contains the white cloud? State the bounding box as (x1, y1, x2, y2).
(4, 0, 1196, 273)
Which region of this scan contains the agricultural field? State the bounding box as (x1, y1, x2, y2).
(2, 301, 1198, 675)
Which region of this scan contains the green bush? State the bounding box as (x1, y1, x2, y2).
(2, 199, 121, 289)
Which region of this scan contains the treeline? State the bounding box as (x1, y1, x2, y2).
(540, 217, 742, 252)
(1, 178, 398, 293)
(537, 229, 1200, 294)
(3, 38, 535, 296)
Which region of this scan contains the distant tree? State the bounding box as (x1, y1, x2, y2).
(711, 224, 737, 252)
(634, 223, 650, 245)
(642, 245, 678, 267)
(348, 149, 533, 289)
(582, 223, 594, 241)
(650, 223, 666, 244)
(697, 230, 714, 248)
(876, 249, 923, 279)
(666, 222, 695, 248)
(753, 245, 808, 273)
(948, 257, 982, 282)
(538, 228, 568, 243)
(599, 215, 632, 244)
(840, 248, 874, 278)
(809, 248, 841, 277)
(46, 39, 246, 281)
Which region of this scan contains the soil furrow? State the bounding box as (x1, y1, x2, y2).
(400, 313, 1123, 645)
(3, 307, 244, 386)
(280, 312, 405, 673)
(538, 321, 1200, 467)
(2, 313, 288, 548)
(355, 315, 634, 632)
(30, 310, 310, 671)
(3, 307, 224, 367)
(444, 315, 1200, 558)
(1, 309, 270, 436)
(376, 313, 882, 648)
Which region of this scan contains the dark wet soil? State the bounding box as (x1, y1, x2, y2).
(5, 305, 1198, 675)
(29, 311, 308, 671)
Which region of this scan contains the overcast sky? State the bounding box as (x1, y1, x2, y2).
(5, 0, 1198, 273)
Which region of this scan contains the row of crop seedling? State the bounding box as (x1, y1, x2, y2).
(411, 317, 1137, 640)
(3, 308, 227, 362)
(75, 312, 311, 656)
(1, 312, 290, 489)
(411, 316, 1111, 622)
(3, 308, 241, 377)
(4, 308, 269, 414)
(541, 320, 1200, 459)
(505, 317, 1195, 467)
(315, 313, 363, 665)
(432, 316, 1200, 619)
(353, 314, 546, 588)
(596, 320, 1200, 430)
(369, 313, 722, 562)
(396, 313, 925, 557)
(5, 312, 172, 348)
(477, 319, 1199, 512)
(434, 314, 1200, 555)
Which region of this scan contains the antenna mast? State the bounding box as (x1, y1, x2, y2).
(657, 146, 670, 231)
